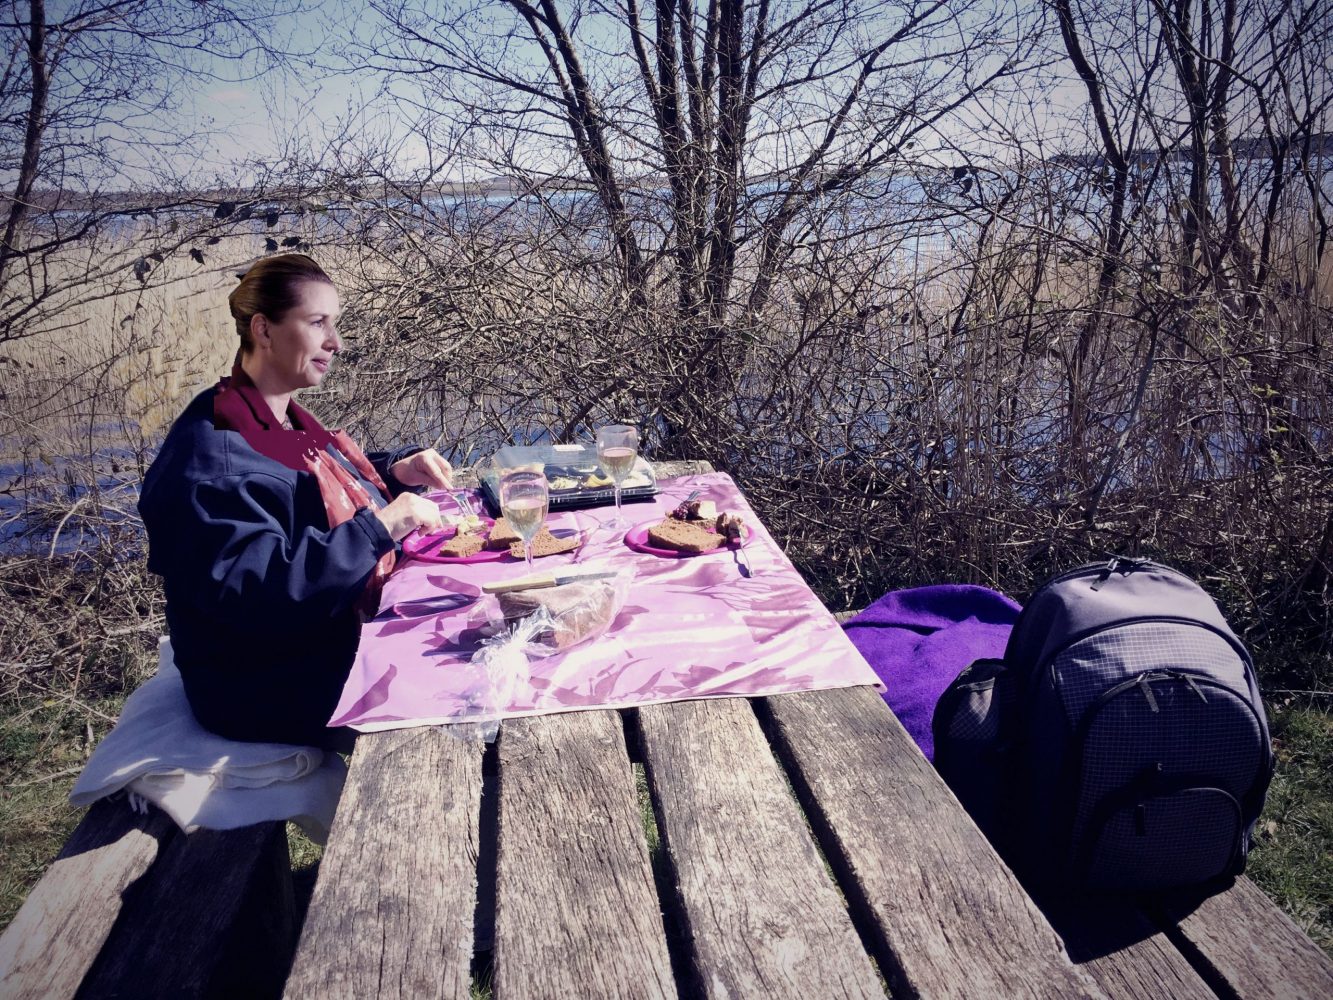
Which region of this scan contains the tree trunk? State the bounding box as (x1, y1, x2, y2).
(0, 0, 50, 287)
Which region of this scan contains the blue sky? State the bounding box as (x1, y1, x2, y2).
(137, 1, 1097, 186)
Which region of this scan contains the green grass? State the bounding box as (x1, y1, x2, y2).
(1247, 701, 1333, 954)
(634, 761, 661, 859)
(0, 699, 120, 930)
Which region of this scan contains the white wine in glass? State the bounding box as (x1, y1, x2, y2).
(500, 471, 549, 571)
(596, 424, 639, 532)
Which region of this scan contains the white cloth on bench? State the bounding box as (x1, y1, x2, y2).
(71, 637, 346, 844)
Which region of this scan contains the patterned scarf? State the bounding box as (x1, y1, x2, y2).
(212, 362, 395, 616)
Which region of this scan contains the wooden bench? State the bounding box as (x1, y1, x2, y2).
(1042, 874, 1333, 999)
(10, 709, 1329, 999)
(0, 796, 294, 999)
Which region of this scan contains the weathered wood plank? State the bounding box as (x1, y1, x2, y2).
(285, 728, 484, 1000)
(761, 685, 1103, 998)
(1039, 894, 1214, 999)
(1150, 875, 1333, 999)
(637, 697, 884, 999)
(493, 710, 675, 1000)
(75, 818, 292, 999)
(0, 798, 177, 1000)
(653, 460, 716, 480)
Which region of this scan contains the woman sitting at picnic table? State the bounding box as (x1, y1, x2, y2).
(138, 253, 450, 749)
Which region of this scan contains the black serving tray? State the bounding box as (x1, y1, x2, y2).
(478, 442, 658, 515)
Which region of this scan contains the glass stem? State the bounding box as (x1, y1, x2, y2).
(614, 484, 623, 521)
(524, 542, 534, 572)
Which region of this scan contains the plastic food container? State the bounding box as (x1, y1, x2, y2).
(480, 442, 658, 513)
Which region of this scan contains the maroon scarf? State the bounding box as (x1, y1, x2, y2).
(213, 363, 395, 615)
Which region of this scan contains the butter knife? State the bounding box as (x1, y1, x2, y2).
(482, 570, 619, 595)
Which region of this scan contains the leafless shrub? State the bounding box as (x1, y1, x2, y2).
(1, 0, 1328, 695)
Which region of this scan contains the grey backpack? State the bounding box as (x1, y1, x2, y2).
(934, 558, 1273, 891)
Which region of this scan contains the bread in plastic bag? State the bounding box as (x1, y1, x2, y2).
(442, 568, 635, 743)
(493, 570, 633, 652)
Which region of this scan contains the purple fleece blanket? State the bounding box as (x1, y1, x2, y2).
(842, 585, 1021, 761)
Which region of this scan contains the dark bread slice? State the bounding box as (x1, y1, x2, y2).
(439, 531, 484, 558)
(496, 580, 616, 650)
(508, 527, 580, 559)
(485, 517, 522, 550)
(647, 517, 719, 554)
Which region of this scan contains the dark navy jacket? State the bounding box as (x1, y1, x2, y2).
(139, 387, 421, 746)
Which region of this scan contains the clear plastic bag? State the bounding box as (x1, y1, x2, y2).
(489, 567, 635, 654)
(442, 568, 635, 743)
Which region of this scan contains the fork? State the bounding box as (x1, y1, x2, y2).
(452, 491, 477, 517)
(730, 536, 755, 578)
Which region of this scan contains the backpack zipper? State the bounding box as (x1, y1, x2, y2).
(1041, 615, 1255, 693)
(1024, 557, 1190, 605)
(1058, 674, 1265, 884)
(1067, 671, 1273, 822)
(1090, 556, 1150, 590)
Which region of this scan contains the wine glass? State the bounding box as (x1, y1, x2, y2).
(500, 470, 549, 571)
(596, 423, 639, 532)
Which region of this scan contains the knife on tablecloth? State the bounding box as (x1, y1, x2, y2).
(481, 570, 619, 595)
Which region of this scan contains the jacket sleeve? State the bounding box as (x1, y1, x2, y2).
(368, 444, 426, 498)
(179, 472, 395, 627)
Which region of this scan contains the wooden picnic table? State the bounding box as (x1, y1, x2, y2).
(6, 464, 1332, 999)
(281, 462, 1333, 1000)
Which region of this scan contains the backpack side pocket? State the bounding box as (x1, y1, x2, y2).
(933, 658, 1019, 844)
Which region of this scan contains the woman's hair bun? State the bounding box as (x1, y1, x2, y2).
(228, 253, 332, 350)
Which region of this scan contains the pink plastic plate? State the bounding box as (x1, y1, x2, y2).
(624, 518, 749, 558)
(401, 518, 509, 564)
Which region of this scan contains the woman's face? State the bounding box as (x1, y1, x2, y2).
(255, 280, 342, 393)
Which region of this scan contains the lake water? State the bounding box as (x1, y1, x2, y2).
(0, 453, 143, 556)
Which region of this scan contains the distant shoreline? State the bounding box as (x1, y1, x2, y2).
(25, 131, 1331, 212)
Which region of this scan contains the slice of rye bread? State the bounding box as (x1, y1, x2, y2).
(438, 531, 485, 558)
(508, 527, 581, 559)
(647, 517, 720, 554)
(485, 517, 523, 550)
(496, 580, 616, 649)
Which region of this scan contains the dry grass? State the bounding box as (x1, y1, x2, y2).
(0, 192, 1329, 955)
(1, 264, 235, 463)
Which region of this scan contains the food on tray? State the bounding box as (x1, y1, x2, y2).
(438, 531, 485, 559)
(548, 476, 580, 490)
(485, 517, 523, 550)
(647, 517, 722, 554)
(508, 526, 581, 559)
(620, 471, 651, 489)
(496, 579, 618, 650)
(584, 472, 614, 488)
(670, 499, 717, 522)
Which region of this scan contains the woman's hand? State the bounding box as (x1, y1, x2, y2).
(390, 449, 453, 490)
(374, 493, 444, 542)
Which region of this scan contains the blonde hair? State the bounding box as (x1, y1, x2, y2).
(229, 254, 333, 355)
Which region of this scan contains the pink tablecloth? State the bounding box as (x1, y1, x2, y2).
(330, 472, 882, 731)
